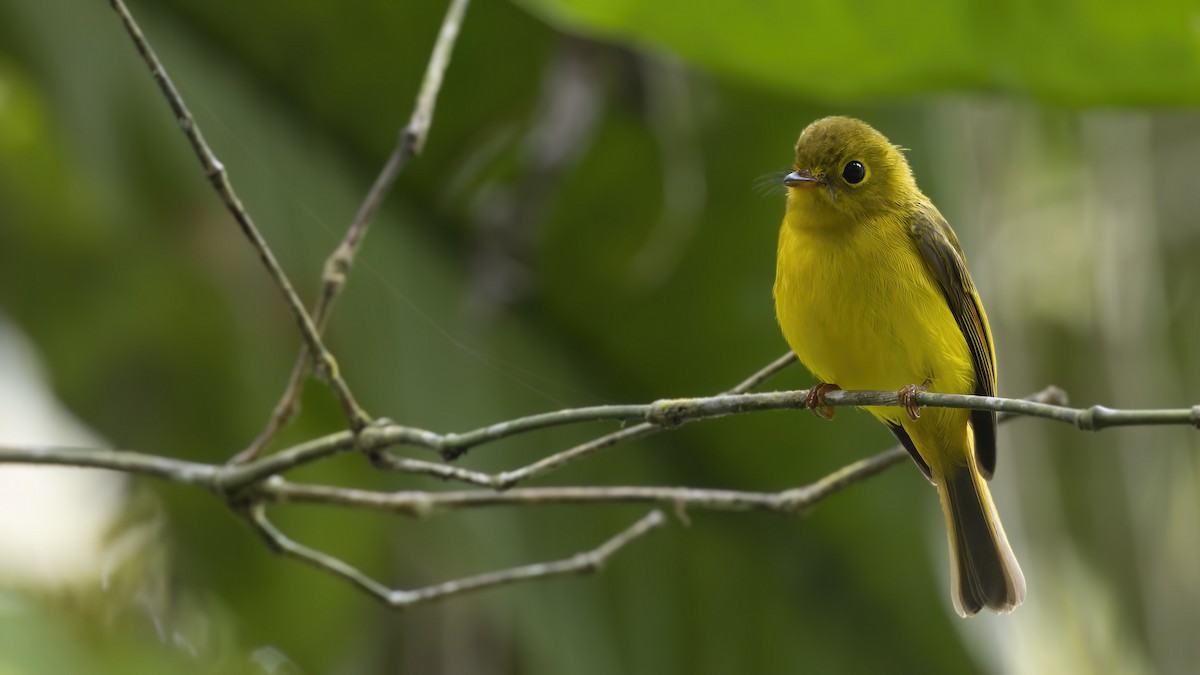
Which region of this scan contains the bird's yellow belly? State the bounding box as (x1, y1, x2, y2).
(773, 221, 975, 428)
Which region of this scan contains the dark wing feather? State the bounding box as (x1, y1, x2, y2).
(889, 423, 933, 483)
(910, 204, 999, 479)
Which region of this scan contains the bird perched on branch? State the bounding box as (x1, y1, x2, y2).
(773, 116, 1025, 616)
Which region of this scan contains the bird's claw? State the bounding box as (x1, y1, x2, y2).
(898, 379, 932, 420)
(805, 383, 842, 420)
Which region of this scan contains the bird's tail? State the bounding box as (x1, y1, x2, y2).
(934, 458, 1026, 617)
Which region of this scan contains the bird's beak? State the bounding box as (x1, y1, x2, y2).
(783, 170, 821, 188)
(784, 169, 836, 201)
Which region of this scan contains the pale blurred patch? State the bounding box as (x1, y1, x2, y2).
(974, 546, 1154, 675)
(0, 315, 127, 589)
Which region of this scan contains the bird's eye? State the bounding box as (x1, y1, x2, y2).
(842, 160, 866, 184)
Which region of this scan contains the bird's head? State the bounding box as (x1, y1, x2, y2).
(783, 116, 918, 228)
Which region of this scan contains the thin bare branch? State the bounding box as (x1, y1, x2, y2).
(260, 386, 1074, 516)
(372, 384, 1072, 489)
(482, 352, 798, 487)
(491, 423, 660, 489)
(267, 479, 798, 515)
(369, 455, 497, 488)
(238, 353, 313, 465)
(415, 383, 1149, 461)
(398, 403, 650, 460)
(237, 0, 472, 463)
(109, 0, 369, 432)
(0, 445, 217, 486)
(727, 351, 797, 393)
(17, 386, 1188, 495)
(218, 431, 363, 493)
(245, 503, 396, 599)
(246, 503, 663, 608)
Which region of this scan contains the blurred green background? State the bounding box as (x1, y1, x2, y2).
(1, 0, 1199, 673)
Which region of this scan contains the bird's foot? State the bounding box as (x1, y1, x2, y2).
(804, 383, 842, 420)
(898, 379, 932, 420)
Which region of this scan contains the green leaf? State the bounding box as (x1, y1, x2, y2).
(514, 0, 1200, 104)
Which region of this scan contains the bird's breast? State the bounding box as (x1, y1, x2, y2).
(773, 216, 974, 405)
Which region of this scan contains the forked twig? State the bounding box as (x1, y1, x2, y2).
(235, 0, 472, 463)
(246, 503, 664, 608)
(110, 0, 369, 431)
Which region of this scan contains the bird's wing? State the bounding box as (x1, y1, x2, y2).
(910, 204, 999, 479)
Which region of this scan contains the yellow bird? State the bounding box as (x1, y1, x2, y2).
(773, 116, 1025, 616)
